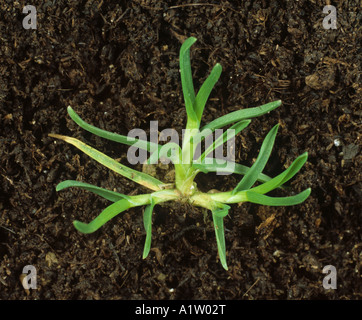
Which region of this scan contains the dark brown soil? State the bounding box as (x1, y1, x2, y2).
(0, 1, 360, 300)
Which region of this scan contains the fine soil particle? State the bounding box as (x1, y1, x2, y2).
(0, 1, 360, 299)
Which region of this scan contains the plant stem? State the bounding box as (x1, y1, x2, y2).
(176, 119, 199, 195)
(191, 190, 247, 206)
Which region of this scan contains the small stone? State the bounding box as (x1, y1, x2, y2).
(305, 67, 335, 90)
(45, 252, 58, 267)
(343, 143, 359, 160)
(333, 138, 341, 147)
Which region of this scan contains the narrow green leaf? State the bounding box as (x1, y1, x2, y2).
(49, 133, 164, 191)
(250, 152, 308, 194)
(192, 159, 272, 183)
(213, 203, 231, 218)
(195, 120, 251, 163)
(73, 198, 132, 234)
(232, 124, 279, 194)
(194, 63, 222, 123)
(146, 142, 182, 165)
(212, 208, 228, 270)
(245, 188, 311, 206)
(179, 37, 198, 123)
(201, 100, 281, 131)
(142, 197, 155, 259)
(67, 106, 160, 153)
(56, 180, 130, 203)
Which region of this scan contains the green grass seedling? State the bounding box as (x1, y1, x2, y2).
(50, 37, 310, 270)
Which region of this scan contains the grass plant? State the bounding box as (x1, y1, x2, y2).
(50, 37, 310, 270)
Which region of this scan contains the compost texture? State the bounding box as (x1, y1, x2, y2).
(0, 1, 361, 299)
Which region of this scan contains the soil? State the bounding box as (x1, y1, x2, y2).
(0, 1, 361, 300)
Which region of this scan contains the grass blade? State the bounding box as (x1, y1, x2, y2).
(67, 106, 160, 152)
(49, 133, 164, 191)
(232, 124, 279, 194)
(201, 100, 281, 131)
(146, 142, 182, 165)
(250, 152, 308, 194)
(73, 198, 132, 234)
(212, 203, 230, 218)
(195, 119, 251, 163)
(56, 180, 130, 202)
(142, 196, 155, 259)
(212, 205, 229, 270)
(192, 159, 272, 183)
(194, 63, 222, 123)
(245, 188, 311, 206)
(179, 37, 198, 123)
